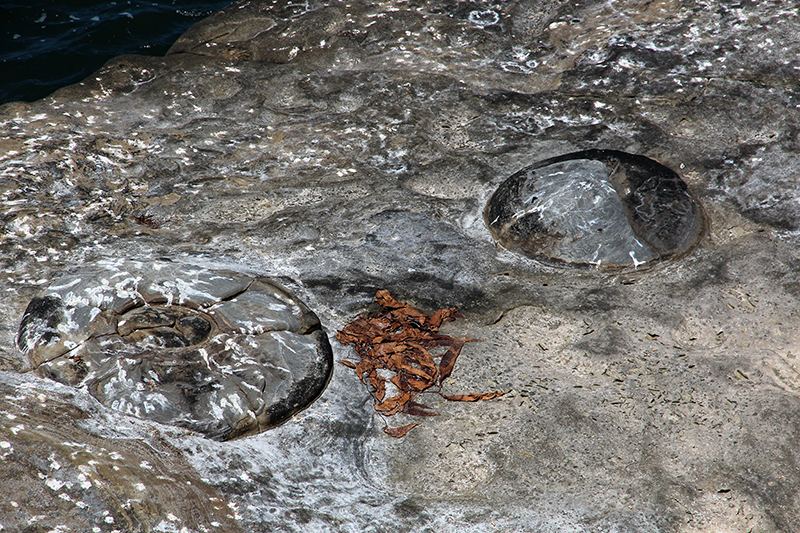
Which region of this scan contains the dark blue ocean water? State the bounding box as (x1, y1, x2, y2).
(1, 1, 234, 105)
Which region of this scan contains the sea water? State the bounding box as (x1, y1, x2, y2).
(0, 0, 234, 105)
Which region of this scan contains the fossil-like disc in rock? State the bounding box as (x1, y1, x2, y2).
(484, 149, 704, 269)
(16, 259, 333, 441)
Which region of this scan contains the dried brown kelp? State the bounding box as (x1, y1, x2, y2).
(336, 290, 507, 437)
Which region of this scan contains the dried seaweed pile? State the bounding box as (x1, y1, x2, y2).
(336, 290, 506, 437)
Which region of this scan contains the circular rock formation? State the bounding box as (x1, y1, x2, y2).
(16, 259, 333, 440)
(484, 149, 704, 269)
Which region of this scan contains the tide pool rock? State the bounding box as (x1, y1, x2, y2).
(16, 258, 333, 440)
(485, 149, 704, 269)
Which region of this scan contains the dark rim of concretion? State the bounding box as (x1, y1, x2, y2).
(484, 149, 705, 270)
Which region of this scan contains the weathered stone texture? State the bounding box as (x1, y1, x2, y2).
(1, 0, 800, 531)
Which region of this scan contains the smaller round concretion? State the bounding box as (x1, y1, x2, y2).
(16, 259, 333, 440)
(484, 149, 704, 269)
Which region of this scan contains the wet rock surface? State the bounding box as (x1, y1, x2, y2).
(2, 0, 800, 531)
(0, 373, 245, 533)
(17, 258, 333, 441)
(485, 149, 704, 269)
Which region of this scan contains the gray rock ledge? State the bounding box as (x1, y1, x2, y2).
(2, 0, 800, 531)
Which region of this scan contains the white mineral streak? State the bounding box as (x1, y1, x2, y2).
(45, 477, 65, 491)
(628, 251, 644, 268)
(151, 281, 176, 307)
(237, 381, 263, 393)
(77, 473, 92, 490)
(78, 283, 113, 309)
(266, 302, 288, 312)
(18, 321, 58, 351)
(209, 392, 243, 420)
(273, 332, 301, 355)
(47, 277, 81, 292)
(87, 306, 101, 321)
(221, 337, 247, 360)
(174, 276, 219, 305)
(235, 320, 261, 335)
(111, 275, 144, 303)
(197, 347, 212, 370)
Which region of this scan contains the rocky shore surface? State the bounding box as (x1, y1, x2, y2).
(2, 1, 800, 531)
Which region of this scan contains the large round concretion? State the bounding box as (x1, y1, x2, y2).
(484, 149, 704, 269)
(16, 259, 333, 441)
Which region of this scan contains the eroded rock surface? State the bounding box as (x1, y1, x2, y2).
(2, 0, 800, 532)
(17, 258, 333, 440)
(0, 373, 245, 532)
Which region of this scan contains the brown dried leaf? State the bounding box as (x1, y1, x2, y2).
(383, 423, 421, 438)
(374, 290, 405, 309)
(406, 377, 434, 391)
(336, 317, 377, 344)
(355, 358, 377, 379)
(390, 373, 433, 393)
(389, 373, 407, 391)
(415, 345, 440, 384)
(375, 392, 412, 415)
(401, 363, 434, 382)
(368, 370, 386, 402)
(375, 290, 429, 325)
(440, 391, 508, 402)
(429, 307, 464, 329)
(335, 331, 356, 345)
(437, 340, 465, 385)
(372, 342, 406, 359)
(385, 352, 407, 370)
(341, 360, 357, 369)
(403, 401, 439, 417)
